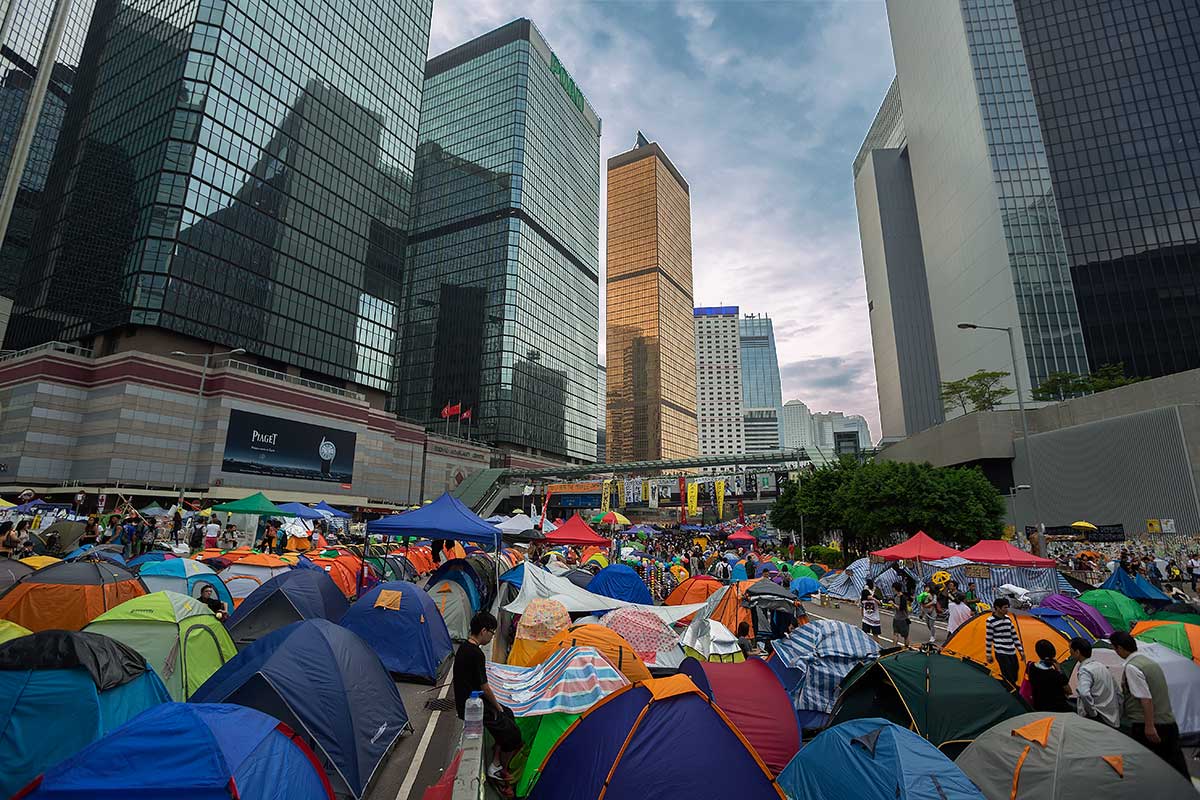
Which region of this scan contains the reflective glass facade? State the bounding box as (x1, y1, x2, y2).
(4, 0, 432, 397)
(960, 0, 1089, 386)
(739, 314, 783, 452)
(606, 140, 697, 463)
(0, 0, 98, 294)
(1014, 0, 1200, 379)
(399, 19, 600, 462)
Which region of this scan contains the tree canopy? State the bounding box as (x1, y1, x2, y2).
(941, 370, 1014, 414)
(770, 457, 1005, 557)
(1031, 362, 1144, 401)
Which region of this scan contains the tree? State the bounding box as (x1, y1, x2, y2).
(1031, 362, 1144, 400)
(941, 370, 1014, 413)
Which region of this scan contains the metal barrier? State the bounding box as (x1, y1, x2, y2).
(0, 340, 94, 363)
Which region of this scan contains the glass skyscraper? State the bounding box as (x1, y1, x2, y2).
(1014, 0, 1200, 381)
(4, 0, 432, 400)
(739, 314, 783, 452)
(399, 19, 601, 463)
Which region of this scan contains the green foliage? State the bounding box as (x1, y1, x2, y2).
(941, 370, 1014, 413)
(769, 458, 1005, 558)
(1031, 362, 1145, 401)
(805, 545, 843, 568)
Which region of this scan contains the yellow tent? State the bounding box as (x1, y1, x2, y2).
(0, 498, 14, 509)
(942, 612, 1072, 684)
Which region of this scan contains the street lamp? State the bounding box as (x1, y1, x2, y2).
(172, 348, 245, 510)
(957, 322, 1041, 536)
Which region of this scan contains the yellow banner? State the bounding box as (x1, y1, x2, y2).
(618, 479, 626, 509)
(641, 480, 650, 502)
(601, 480, 612, 512)
(715, 479, 725, 520)
(686, 481, 699, 518)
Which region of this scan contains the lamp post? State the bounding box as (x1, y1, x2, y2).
(1006, 484, 1031, 538)
(172, 348, 245, 512)
(957, 323, 1041, 535)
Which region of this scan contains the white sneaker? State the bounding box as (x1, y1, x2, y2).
(486, 763, 507, 781)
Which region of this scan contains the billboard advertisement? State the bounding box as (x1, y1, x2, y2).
(222, 409, 356, 485)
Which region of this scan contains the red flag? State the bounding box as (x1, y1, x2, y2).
(461, 408, 472, 422)
(440, 402, 461, 419)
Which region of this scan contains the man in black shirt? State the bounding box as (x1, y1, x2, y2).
(453, 612, 522, 789)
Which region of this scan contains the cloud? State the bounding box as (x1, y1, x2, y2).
(427, 1, 895, 438)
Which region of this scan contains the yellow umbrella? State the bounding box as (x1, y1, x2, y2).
(1070, 521, 1098, 531)
(0, 499, 14, 509)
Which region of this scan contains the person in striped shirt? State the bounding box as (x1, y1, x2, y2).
(984, 597, 1024, 686)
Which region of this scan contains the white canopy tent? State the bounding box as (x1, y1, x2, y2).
(504, 564, 705, 624)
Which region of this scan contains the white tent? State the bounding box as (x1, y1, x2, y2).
(1071, 642, 1200, 736)
(504, 564, 705, 624)
(498, 515, 536, 534)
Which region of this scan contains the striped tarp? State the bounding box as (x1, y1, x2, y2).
(771, 620, 878, 713)
(820, 556, 1077, 603)
(485, 645, 629, 717)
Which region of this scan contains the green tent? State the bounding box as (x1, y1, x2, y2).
(1078, 588, 1147, 631)
(0, 619, 30, 645)
(1133, 621, 1197, 661)
(84, 591, 236, 700)
(512, 713, 578, 797)
(1150, 609, 1200, 626)
(210, 492, 296, 517)
(789, 564, 819, 581)
(830, 649, 1029, 758)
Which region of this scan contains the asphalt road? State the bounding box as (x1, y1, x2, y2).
(365, 679, 463, 800)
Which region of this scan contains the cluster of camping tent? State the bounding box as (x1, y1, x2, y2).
(0, 492, 530, 799)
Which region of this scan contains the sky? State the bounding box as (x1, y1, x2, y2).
(429, 0, 896, 440)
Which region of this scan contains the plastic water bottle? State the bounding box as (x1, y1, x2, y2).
(464, 691, 484, 739)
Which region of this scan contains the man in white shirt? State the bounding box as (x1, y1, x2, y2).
(947, 594, 973, 635)
(1069, 637, 1120, 727)
(1188, 552, 1200, 593)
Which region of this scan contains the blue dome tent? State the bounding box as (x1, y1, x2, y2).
(789, 576, 822, 598)
(225, 568, 349, 649)
(0, 631, 170, 797)
(340, 581, 452, 683)
(190, 619, 408, 799)
(587, 564, 653, 606)
(425, 558, 488, 612)
(14, 703, 334, 800)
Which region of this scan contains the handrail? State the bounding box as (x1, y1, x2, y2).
(0, 341, 94, 363)
(216, 359, 367, 401)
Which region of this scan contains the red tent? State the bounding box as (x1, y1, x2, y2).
(679, 656, 799, 775)
(871, 531, 958, 562)
(958, 539, 1054, 567)
(541, 514, 612, 546)
(727, 531, 756, 545)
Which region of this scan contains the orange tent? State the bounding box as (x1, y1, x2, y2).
(194, 547, 253, 563)
(530, 624, 652, 683)
(708, 580, 757, 637)
(942, 612, 1072, 684)
(0, 560, 146, 631)
(665, 576, 724, 606)
(393, 546, 436, 575)
(306, 556, 361, 598)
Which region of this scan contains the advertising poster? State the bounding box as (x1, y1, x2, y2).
(222, 409, 356, 484)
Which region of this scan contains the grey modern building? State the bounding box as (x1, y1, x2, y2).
(3, 0, 433, 408)
(739, 313, 783, 453)
(853, 79, 942, 441)
(398, 19, 601, 463)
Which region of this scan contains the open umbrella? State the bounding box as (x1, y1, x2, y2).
(1069, 520, 1098, 531)
(590, 511, 630, 526)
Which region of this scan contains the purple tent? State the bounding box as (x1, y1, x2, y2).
(1038, 593, 1114, 637)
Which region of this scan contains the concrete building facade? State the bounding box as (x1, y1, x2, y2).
(693, 306, 744, 457)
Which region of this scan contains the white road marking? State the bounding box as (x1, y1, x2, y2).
(396, 681, 453, 800)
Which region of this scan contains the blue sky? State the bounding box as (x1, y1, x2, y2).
(430, 0, 896, 440)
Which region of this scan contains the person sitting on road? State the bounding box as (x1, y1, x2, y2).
(736, 621, 764, 658)
(453, 612, 522, 794)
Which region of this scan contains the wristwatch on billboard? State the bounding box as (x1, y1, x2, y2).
(319, 437, 336, 475)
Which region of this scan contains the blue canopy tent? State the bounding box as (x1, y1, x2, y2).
(0, 631, 171, 797)
(365, 492, 499, 546)
(314, 501, 351, 519)
(190, 619, 408, 799)
(16, 703, 335, 800)
(225, 569, 349, 648)
(1099, 567, 1171, 605)
(588, 564, 653, 605)
(340, 581, 452, 683)
(777, 718, 983, 800)
(276, 502, 326, 520)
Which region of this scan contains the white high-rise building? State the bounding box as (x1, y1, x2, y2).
(783, 401, 873, 465)
(693, 307, 745, 456)
(781, 400, 813, 450)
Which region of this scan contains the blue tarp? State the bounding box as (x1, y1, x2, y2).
(587, 564, 652, 606)
(365, 492, 499, 547)
(769, 620, 879, 726)
(340, 581, 452, 683)
(314, 501, 352, 519)
(20, 703, 333, 799)
(529, 682, 780, 799)
(1099, 568, 1171, 605)
(0, 632, 171, 797)
(190, 619, 408, 799)
(789, 576, 822, 598)
(276, 502, 327, 520)
(777, 718, 984, 800)
(226, 569, 349, 634)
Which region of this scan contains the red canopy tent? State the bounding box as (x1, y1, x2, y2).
(727, 531, 756, 545)
(871, 531, 958, 562)
(957, 539, 1054, 568)
(541, 514, 612, 547)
